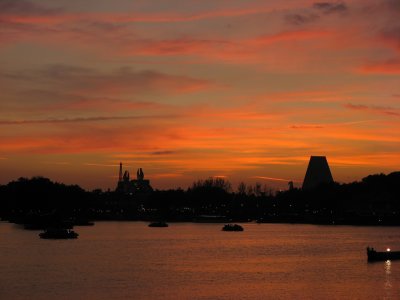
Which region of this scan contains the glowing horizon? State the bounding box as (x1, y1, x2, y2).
(1, 0, 399, 190)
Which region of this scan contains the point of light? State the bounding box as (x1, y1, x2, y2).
(387, 248, 391, 252)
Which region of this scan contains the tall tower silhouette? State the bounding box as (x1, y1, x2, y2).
(302, 156, 333, 190)
(119, 162, 123, 182)
(116, 163, 153, 193)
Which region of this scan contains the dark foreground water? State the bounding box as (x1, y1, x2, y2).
(0, 221, 399, 299)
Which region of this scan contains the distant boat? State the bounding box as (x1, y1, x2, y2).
(367, 247, 400, 262)
(222, 224, 244, 231)
(39, 228, 79, 239)
(148, 221, 168, 227)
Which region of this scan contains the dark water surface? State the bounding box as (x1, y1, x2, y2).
(1, 221, 399, 299)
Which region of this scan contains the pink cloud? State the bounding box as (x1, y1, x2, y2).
(248, 30, 331, 46)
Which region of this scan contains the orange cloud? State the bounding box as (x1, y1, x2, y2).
(84, 163, 120, 168)
(123, 29, 335, 66)
(290, 124, 324, 129)
(2, 0, 400, 189)
(248, 30, 332, 46)
(330, 153, 400, 168)
(151, 173, 183, 179)
(358, 59, 400, 75)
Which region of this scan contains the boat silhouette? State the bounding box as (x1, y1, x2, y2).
(148, 221, 168, 227)
(222, 224, 244, 231)
(367, 247, 400, 262)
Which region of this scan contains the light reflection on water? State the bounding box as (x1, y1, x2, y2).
(385, 260, 392, 299)
(0, 222, 400, 300)
(386, 260, 392, 276)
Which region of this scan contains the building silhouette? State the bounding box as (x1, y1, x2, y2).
(288, 181, 294, 190)
(116, 163, 153, 194)
(302, 156, 334, 190)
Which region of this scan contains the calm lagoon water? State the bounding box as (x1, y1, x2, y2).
(1, 221, 399, 299)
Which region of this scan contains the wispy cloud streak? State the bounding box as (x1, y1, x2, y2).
(344, 103, 400, 117)
(0, 115, 177, 125)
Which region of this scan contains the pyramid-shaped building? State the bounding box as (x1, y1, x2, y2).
(302, 156, 334, 190)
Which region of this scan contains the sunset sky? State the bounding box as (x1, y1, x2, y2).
(1, 0, 399, 190)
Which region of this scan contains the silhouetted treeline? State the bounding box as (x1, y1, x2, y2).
(270, 172, 400, 225)
(1, 172, 400, 225)
(0, 177, 91, 225)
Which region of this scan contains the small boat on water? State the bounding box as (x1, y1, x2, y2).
(367, 247, 400, 262)
(222, 224, 244, 231)
(39, 228, 79, 239)
(148, 221, 168, 227)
